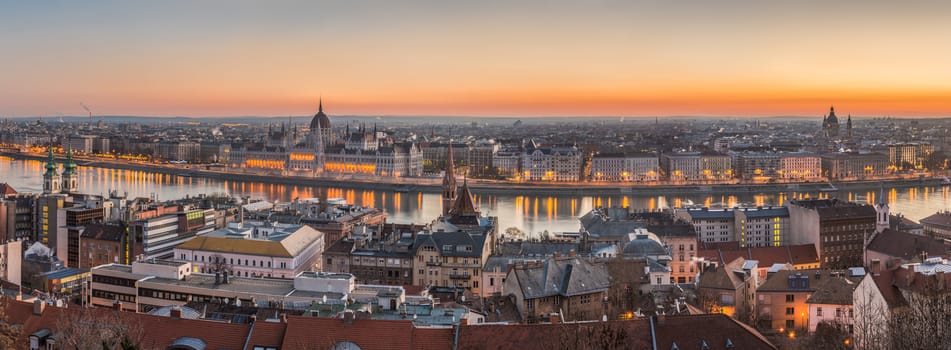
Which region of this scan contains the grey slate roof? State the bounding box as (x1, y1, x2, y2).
(682, 209, 735, 220)
(698, 257, 748, 291)
(579, 210, 643, 237)
(622, 235, 668, 257)
(483, 256, 535, 272)
(740, 207, 789, 218)
(510, 257, 610, 299)
(805, 273, 863, 305)
(413, 231, 486, 258)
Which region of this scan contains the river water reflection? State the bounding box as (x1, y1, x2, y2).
(2, 157, 949, 236)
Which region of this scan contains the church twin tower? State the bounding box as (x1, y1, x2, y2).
(42, 147, 79, 194)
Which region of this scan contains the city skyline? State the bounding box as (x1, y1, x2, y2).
(3, 1, 951, 117)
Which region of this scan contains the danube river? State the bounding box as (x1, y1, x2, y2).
(2, 157, 949, 236)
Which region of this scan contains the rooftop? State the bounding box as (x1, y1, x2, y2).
(866, 228, 946, 262)
(510, 257, 610, 299)
(176, 223, 323, 258)
(143, 273, 297, 297)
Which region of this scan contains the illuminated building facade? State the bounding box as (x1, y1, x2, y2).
(820, 152, 890, 179)
(735, 152, 820, 181)
(662, 152, 703, 181)
(888, 142, 933, 170)
(229, 102, 422, 177)
(590, 152, 659, 182)
(521, 145, 582, 182)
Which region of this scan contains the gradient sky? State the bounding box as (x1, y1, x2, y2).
(2, 0, 951, 117)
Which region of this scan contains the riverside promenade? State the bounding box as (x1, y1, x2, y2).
(3, 150, 942, 196)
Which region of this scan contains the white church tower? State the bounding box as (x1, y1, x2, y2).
(874, 184, 889, 234)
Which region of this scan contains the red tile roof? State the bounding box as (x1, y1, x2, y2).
(402, 284, 427, 296)
(1, 301, 775, 349)
(280, 315, 452, 350)
(457, 320, 653, 350)
(0, 183, 16, 196)
(4, 300, 254, 350)
(699, 243, 818, 267)
(248, 320, 287, 348)
(653, 314, 776, 350)
(867, 228, 946, 262)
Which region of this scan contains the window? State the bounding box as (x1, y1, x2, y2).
(490, 277, 495, 286)
(786, 320, 795, 329)
(327, 258, 332, 266)
(786, 307, 795, 315)
(817, 307, 822, 317)
(526, 299, 534, 310)
(786, 294, 795, 303)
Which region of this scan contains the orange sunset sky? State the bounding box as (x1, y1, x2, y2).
(2, 0, 950, 118)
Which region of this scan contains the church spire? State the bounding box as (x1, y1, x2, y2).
(44, 146, 58, 177)
(442, 138, 457, 216)
(319, 97, 323, 113)
(42, 145, 61, 194)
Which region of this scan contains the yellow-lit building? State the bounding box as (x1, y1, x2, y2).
(228, 103, 422, 177)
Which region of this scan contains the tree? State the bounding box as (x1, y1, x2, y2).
(208, 254, 232, 274)
(554, 322, 640, 350)
(887, 282, 951, 350)
(503, 227, 526, 241)
(852, 286, 890, 350)
(56, 308, 147, 350)
(0, 297, 20, 349)
(602, 258, 644, 319)
(802, 321, 851, 350)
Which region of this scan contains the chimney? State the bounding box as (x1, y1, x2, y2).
(553, 251, 561, 258)
(250, 315, 257, 324)
(170, 306, 182, 319)
(32, 300, 45, 316)
(549, 313, 560, 324)
(460, 316, 469, 326)
(343, 310, 355, 325)
(871, 259, 882, 276)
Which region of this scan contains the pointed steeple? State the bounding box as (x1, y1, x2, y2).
(878, 182, 886, 206)
(452, 174, 479, 216)
(44, 146, 58, 177)
(43, 145, 61, 194)
(319, 97, 323, 114)
(62, 147, 77, 176)
(61, 147, 79, 193)
(874, 182, 889, 233)
(442, 139, 457, 216)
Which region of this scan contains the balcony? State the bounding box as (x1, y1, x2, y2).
(426, 261, 442, 267)
(449, 273, 472, 280)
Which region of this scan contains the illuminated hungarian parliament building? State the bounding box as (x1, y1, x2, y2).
(228, 101, 423, 177)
